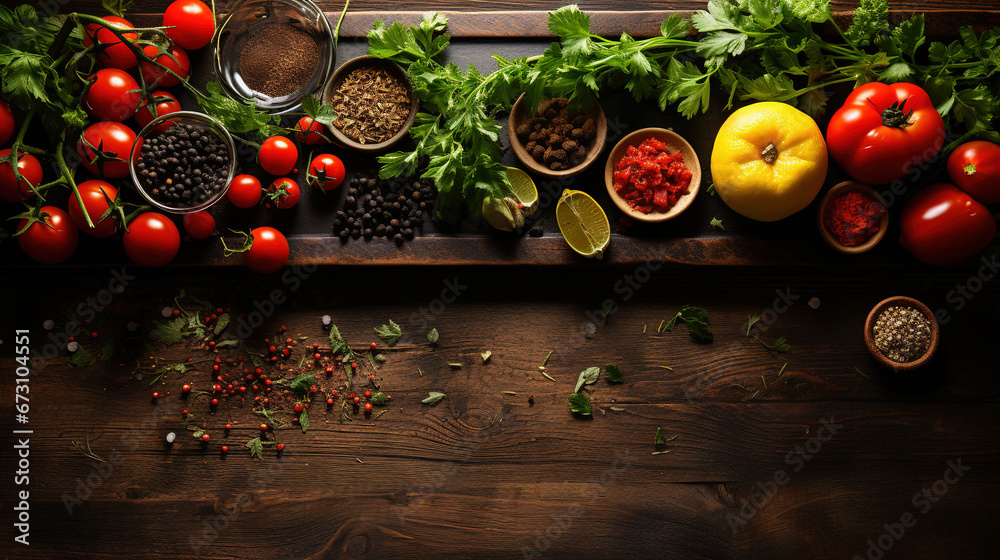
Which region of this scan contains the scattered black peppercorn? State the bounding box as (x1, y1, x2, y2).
(333, 172, 436, 244)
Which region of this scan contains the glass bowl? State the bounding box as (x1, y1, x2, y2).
(213, 0, 335, 114)
(129, 111, 237, 214)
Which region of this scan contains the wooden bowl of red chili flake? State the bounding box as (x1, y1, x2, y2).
(604, 128, 701, 222)
(818, 181, 888, 254)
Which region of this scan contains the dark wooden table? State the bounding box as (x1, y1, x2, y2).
(1, 2, 998, 559)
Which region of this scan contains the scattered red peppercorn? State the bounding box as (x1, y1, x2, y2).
(351, 362, 358, 369)
(309, 385, 318, 393)
(240, 387, 246, 393)
(173, 309, 180, 316)
(211, 398, 219, 406)
(209, 341, 216, 348)
(225, 423, 232, 430)
(364, 390, 371, 398)
(282, 348, 291, 356)
(213, 384, 221, 392)
(294, 403, 304, 413)
(367, 374, 375, 380)
(182, 384, 191, 393)
(268, 345, 277, 353)
(182, 409, 188, 415)
(276, 443, 284, 451)
(202, 433, 210, 442)
(260, 424, 268, 431)
(221, 445, 228, 453)
(255, 367, 262, 375)
(325, 366, 334, 374)
(313, 353, 322, 360)
(285, 338, 293, 345)
(152, 391, 160, 399)
(364, 402, 373, 412)
(265, 378, 272, 386)
(278, 325, 286, 333)
(370, 342, 377, 349)
(327, 398, 334, 405)
(213, 364, 220, 372)
(91, 331, 98, 338)
(353, 396, 360, 404)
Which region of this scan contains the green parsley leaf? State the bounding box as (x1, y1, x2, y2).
(301, 96, 337, 128)
(662, 306, 713, 343)
(67, 347, 95, 367)
(747, 311, 762, 335)
(755, 336, 791, 353)
(374, 320, 402, 345)
(214, 313, 231, 335)
(568, 392, 592, 416)
(422, 391, 446, 405)
(329, 323, 354, 361)
(427, 328, 439, 344)
(289, 374, 317, 396)
(574, 366, 601, 393)
(299, 409, 309, 434)
(150, 316, 186, 346)
(101, 0, 134, 17)
(605, 364, 623, 383)
(370, 392, 389, 405)
(845, 0, 889, 47)
(710, 217, 726, 230)
(246, 437, 264, 459)
(197, 82, 284, 138)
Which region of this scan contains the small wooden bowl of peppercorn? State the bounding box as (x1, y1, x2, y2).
(604, 127, 701, 223)
(509, 94, 607, 178)
(818, 181, 888, 254)
(864, 296, 940, 372)
(321, 56, 419, 153)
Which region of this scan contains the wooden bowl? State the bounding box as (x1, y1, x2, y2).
(508, 94, 607, 178)
(603, 128, 702, 222)
(864, 296, 940, 372)
(320, 56, 418, 153)
(818, 181, 888, 254)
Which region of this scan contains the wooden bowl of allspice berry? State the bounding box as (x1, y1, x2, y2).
(508, 94, 607, 178)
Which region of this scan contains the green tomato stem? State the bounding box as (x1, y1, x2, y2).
(54, 141, 94, 229)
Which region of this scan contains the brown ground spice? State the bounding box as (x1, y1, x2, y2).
(239, 23, 319, 98)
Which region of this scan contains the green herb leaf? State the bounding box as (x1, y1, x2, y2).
(192, 430, 204, 439)
(197, 82, 284, 138)
(422, 391, 446, 405)
(289, 374, 317, 395)
(747, 311, 762, 336)
(299, 409, 309, 433)
(215, 340, 239, 349)
(370, 391, 389, 405)
(427, 328, 439, 344)
(568, 392, 592, 416)
(710, 217, 726, 230)
(150, 316, 186, 345)
(255, 409, 276, 423)
(481, 350, 492, 363)
(246, 437, 264, 459)
(605, 364, 623, 383)
(374, 319, 402, 345)
(300, 96, 337, 128)
(214, 313, 231, 335)
(662, 306, 713, 342)
(329, 323, 354, 361)
(67, 347, 95, 367)
(756, 336, 791, 353)
(655, 427, 667, 445)
(574, 366, 601, 393)
(101, 0, 134, 17)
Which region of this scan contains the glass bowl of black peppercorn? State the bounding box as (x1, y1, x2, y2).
(130, 111, 237, 214)
(213, 0, 335, 114)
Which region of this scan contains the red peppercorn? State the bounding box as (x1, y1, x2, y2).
(209, 341, 216, 348)
(213, 384, 222, 392)
(246, 374, 254, 381)
(172, 309, 180, 316)
(221, 445, 228, 453)
(286, 338, 293, 346)
(240, 387, 246, 393)
(209, 314, 217, 321)
(327, 398, 334, 405)
(265, 378, 273, 386)
(227, 384, 233, 390)
(68, 336, 74, 341)
(152, 391, 160, 399)
(365, 402, 373, 412)
(312, 342, 319, 348)
(216, 308, 223, 314)
(182, 409, 188, 415)
(313, 353, 322, 360)
(269, 345, 276, 353)
(309, 385, 318, 393)
(225, 423, 232, 430)
(331, 390, 339, 397)
(255, 367, 262, 375)
(260, 424, 268, 431)
(182, 384, 191, 393)
(367, 374, 375, 380)
(278, 325, 286, 333)
(294, 403, 304, 413)
(211, 398, 219, 406)
(364, 390, 371, 398)
(202, 433, 210, 442)
(276, 443, 284, 451)
(351, 362, 358, 369)
(353, 396, 360, 404)
(263, 398, 269, 405)
(91, 331, 98, 338)
(348, 392, 355, 398)
(325, 366, 334, 374)
(213, 364, 220, 372)
(282, 348, 291, 356)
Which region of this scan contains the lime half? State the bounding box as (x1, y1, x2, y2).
(556, 189, 610, 259)
(505, 167, 539, 216)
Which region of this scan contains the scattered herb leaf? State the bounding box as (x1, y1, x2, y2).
(374, 319, 402, 345)
(427, 328, 439, 344)
(246, 437, 264, 459)
(747, 311, 762, 336)
(213, 313, 231, 335)
(755, 336, 791, 353)
(662, 306, 713, 342)
(422, 391, 446, 405)
(605, 364, 623, 383)
(574, 366, 601, 393)
(481, 350, 492, 363)
(568, 392, 592, 416)
(299, 409, 309, 433)
(710, 217, 726, 230)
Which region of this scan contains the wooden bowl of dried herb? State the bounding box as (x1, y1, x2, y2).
(321, 56, 419, 153)
(864, 296, 940, 372)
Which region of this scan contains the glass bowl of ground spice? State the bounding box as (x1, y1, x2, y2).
(818, 181, 889, 254)
(864, 296, 940, 372)
(321, 56, 419, 152)
(509, 94, 607, 178)
(130, 111, 237, 213)
(213, 0, 335, 113)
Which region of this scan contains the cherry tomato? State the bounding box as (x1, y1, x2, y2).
(163, 0, 215, 51)
(76, 121, 137, 179)
(268, 177, 300, 209)
(134, 91, 182, 134)
(947, 140, 1000, 205)
(17, 206, 79, 264)
(83, 68, 141, 122)
(295, 117, 327, 145)
(0, 99, 14, 146)
(83, 16, 138, 70)
(183, 210, 215, 239)
(68, 180, 119, 237)
(899, 183, 996, 266)
(827, 82, 946, 185)
(140, 44, 190, 88)
(124, 212, 181, 267)
(243, 227, 289, 274)
(258, 136, 298, 176)
(308, 154, 345, 191)
(227, 174, 262, 208)
(0, 149, 42, 203)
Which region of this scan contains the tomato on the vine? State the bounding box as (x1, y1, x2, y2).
(183, 210, 215, 239)
(0, 149, 42, 203)
(163, 0, 215, 50)
(947, 140, 1000, 204)
(826, 82, 945, 185)
(899, 183, 996, 266)
(17, 206, 79, 264)
(134, 91, 182, 134)
(124, 212, 181, 267)
(69, 180, 119, 237)
(227, 174, 262, 208)
(77, 121, 136, 179)
(294, 117, 327, 146)
(308, 154, 345, 191)
(83, 68, 141, 122)
(0, 99, 14, 146)
(242, 227, 289, 274)
(83, 16, 138, 70)
(140, 44, 190, 88)
(258, 136, 298, 176)
(268, 177, 300, 209)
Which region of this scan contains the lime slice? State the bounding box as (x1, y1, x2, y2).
(505, 167, 539, 216)
(556, 189, 610, 259)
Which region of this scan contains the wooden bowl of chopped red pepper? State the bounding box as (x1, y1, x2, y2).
(818, 181, 888, 254)
(604, 128, 701, 222)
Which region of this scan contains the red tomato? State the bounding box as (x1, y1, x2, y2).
(826, 82, 946, 185)
(69, 180, 119, 237)
(17, 206, 79, 264)
(0, 99, 14, 146)
(83, 68, 141, 122)
(227, 174, 262, 208)
(140, 44, 190, 88)
(258, 136, 298, 176)
(243, 227, 289, 274)
(134, 91, 182, 134)
(899, 183, 996, 265)
(183, 210, 215, 239)
(308, 154, 345, 191)
(947, 140, 1000, 204)
(163, 0, 215, 50)
(268, 177, 300, 209)
(83, 16, 138, 69)
(0, 149, 42, 203)
(124, 212, 181, 267)
(76, 121, 137, 179)
(295, 117, 327, 145)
